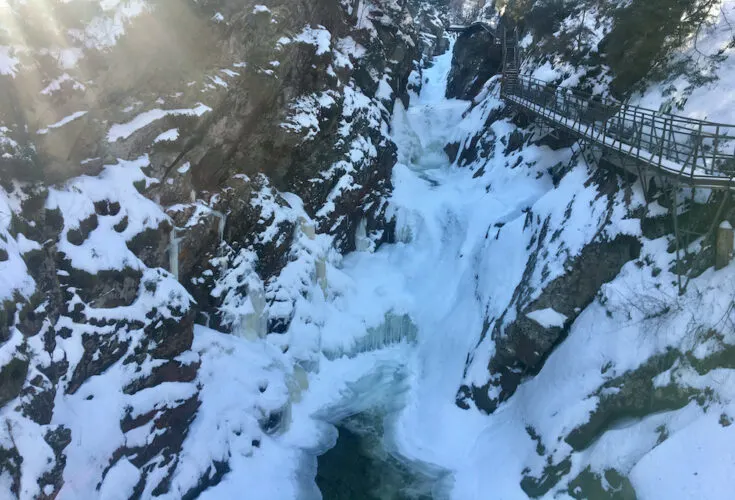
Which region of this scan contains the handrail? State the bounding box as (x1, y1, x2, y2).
(447, 22, 497, 35)
(501, 75, 735, 181)
(515, 75, 735, 128)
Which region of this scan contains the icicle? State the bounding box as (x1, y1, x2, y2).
(323, 313, 418, 360)
(235, 286, 268, 340)
(316, 257, 328, 296)
(355, 217, 374, 252)
(168, 228, 182, 280)
(286, 364, 310, 403)
(208, 208, 227, 247)
(300, 217, 317, 240)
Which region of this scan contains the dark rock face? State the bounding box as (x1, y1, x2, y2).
(460, 234, 642, 414)
(455, 158, 644, 415)
(567, 467, 637, 500)
(39, 426, 72, 498)
(446, 26, 502, 99)
(0, 358, 29, 407)
(113, 393, 201, 496)
(565, 350, 691, 451)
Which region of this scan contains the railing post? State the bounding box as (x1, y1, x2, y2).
(713, 125, 720, 175)
(659, 117, 667, 167)
(619, 104, 627, 155)
(692, 122, 703, 179)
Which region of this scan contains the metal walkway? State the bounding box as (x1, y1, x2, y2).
(501, 77, 735, 190)
(447, 22, 498, 37)
(450, 23, 735, 190)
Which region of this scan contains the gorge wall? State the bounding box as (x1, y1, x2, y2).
(0, 0, 449, 497)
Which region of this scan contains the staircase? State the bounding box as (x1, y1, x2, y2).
(501, 27, 519, 96)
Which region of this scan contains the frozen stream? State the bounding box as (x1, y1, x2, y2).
(292, 42, 503, 498)
(281, 38, 574, 499)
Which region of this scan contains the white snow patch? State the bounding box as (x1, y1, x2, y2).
(153, 128, 179, 143)
(0, 46, 18, 76)
(107, 104, 211, 142)
(37, 111, 88, 135)
(280, 26, 331, 56)
(526, 308, 568, 329)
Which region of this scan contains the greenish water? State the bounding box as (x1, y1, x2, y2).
(316, 413, 441, 500)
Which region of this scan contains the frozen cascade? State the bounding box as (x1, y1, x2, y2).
(311, 349, 450, 499)
(301, 217, 329, 295)
(309, 41, 470, 499)
(322, 313, 419, 360)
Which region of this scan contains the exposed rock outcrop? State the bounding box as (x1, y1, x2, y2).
(446, 24, 502, 99)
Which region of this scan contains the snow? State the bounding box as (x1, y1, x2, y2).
(40, 73, 86, 95)
(531, 61, 559, 83)
(37, 111, 88, 135)
(45, 155, 168, 274)
(107, 104, 211, 142)
(526, 308, 568, 328)
(157, 325, 296, 499)
(280, 26, 332, 56)
(334, 36, 366, 68)
(70, 0, 148, 50)
(0, 46, 19, 76)
(376, 75, 394, 100)
(633, 1, 735, 124)
(153, 128, 179, 143)
(208, 74, 228, 88)
(98, 459, 140, 500)
(630, 411, 735, 499)
(0, 190, 37, 301)
(282, 91, 338, 140)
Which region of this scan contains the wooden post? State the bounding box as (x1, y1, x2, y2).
(716, 220, 734, 270)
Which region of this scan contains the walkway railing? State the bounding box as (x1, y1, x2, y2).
(501, 76, 735, 187)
